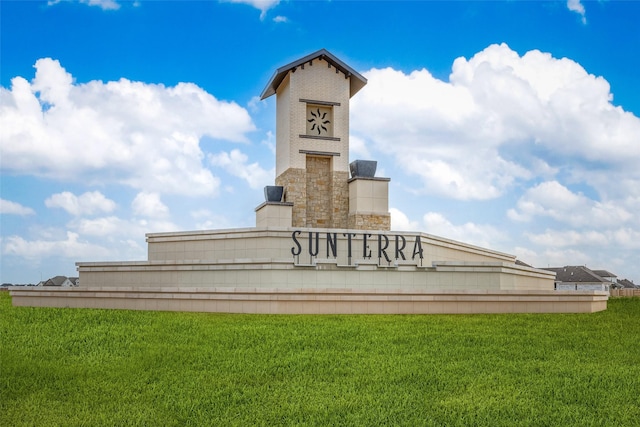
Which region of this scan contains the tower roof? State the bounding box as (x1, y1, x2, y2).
(260, 48, 367, 100)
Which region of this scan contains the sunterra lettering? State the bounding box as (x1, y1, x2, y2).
(290, 231, 424, 261)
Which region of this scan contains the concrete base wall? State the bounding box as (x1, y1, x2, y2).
(21, 226, 602, 315)
(74, 227, 556, 292)
(10, 287, 608, 314)
(75, 259, 554, 291)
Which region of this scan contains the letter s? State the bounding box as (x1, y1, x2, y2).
(291, 230, 302, 256)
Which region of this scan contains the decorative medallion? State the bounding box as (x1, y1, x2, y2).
(307, 106, 332, 136)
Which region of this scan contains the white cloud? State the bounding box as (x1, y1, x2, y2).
(521, 246, 592, 270)
(526, 229, 608, 248)
(48, 0, 121, 11)
(510, 179, 639, 270)
(0, 58, 255, 196)
(209, 149, 273, 190)
(261, 130, 276, 154)
(0, 199, 35, 216)
(70, 215, 178, 238)
(525, 227, 640, 252)
(421, 212, 507, 249)
(273, 15, 288, 23)
(390, 208, 419, 231)
(45, 191, 117, 216)
(2, 231, 111, 260)
(349, 135, 372, 160)
(71, 216, 129, 237)
(190, 209, 237, 230)
(131, 192, 169, 218)
(508, 181, 632, 228)
(567, 0, 587, 24)
(351, 43, 640, 201)
(223, 0, 280, 19)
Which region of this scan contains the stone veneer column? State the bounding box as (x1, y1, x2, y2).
(306, 156, 331, 227)
(277, 158, 350, 229)
(332, 171, 349, 228)
(276, 168, 307, 227)
(347, 213, 391, 230)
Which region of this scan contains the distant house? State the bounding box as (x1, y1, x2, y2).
(592, 270, 617, 285)
(542, 266, 612, 292)
(43, 276, 79, 287)
(615, 278, 638, 289)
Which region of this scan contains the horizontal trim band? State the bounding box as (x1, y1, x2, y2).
(299, 98, 341, 106)
(299, 149, 341, 157)
(299, 135, 341, 142)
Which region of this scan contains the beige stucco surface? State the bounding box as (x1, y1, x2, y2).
(11, 287, 608, 314)
(74, 227, 556, 292)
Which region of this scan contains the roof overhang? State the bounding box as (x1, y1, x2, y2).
(260, 48, 367, 100)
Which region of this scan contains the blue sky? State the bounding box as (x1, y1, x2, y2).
(1, 0, 639, 284)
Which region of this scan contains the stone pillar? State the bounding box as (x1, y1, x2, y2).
(348, 177, 391, 231)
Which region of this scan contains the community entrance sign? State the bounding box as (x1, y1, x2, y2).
(11, 49, 608, 314)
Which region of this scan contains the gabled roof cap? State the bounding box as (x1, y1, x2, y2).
(260, 48, 367, 100)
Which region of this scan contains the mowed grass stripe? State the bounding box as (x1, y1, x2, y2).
(1, 293, 639, 426)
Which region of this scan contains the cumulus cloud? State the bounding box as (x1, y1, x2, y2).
(422, 212, 507, 249)
(526, 229, 608, 248)
(45, 191, 117, 216)
(351, 43, 640, 201)
(508, 181, 632, 228)
(0, 58, 255, 196)
(131, 191, 169, 218)
(209, 149, 273, 190)
(390, 208, 419, 231)
(223, 0, 280, 19)
(48, 0, 121, 10)
(567, 0, 587, 24)
(1, 199, 35, 216)
(349, 135, 372, 160)
(509, 178, 639, 268)
(69, 215, 178, 238)
(351, 44, 640, 274)
(191, 208, 238, 230)
(2, 231, 111, 260)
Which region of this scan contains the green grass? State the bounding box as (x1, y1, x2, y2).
(1, 293, 639, 426)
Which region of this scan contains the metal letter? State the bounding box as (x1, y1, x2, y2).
(363, 233, 372, 258)
(291, 230, 302, 256)
(395, 235, 407, 260)
(412, 236, 424, 260)
(326, 233, 337, 258)
(378, 234, 391, 263)
(308, 232, 320, 257)
(343, 233, 356, 259)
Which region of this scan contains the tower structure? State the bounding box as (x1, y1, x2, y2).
(259, 49, 390, 230)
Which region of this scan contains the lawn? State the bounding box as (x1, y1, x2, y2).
(1, 292, 639, 426)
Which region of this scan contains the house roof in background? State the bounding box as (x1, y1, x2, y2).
(617, 278, 638, 289)
(592, 270, 617, 278)
(44, 275, 68, 286)
(542, 266, 609, 283)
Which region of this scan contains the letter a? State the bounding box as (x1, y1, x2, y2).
(412, 236, 424, 260)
